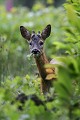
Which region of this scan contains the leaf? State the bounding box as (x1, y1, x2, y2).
(55, 66, 73, 105)
(46, 73, 57, 80)
(64, 4, 80, 30)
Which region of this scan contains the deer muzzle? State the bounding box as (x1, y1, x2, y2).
(32, 49, 40, 54)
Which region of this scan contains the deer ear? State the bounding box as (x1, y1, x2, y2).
(20, 26, 31, 41)
(41, 24, 51, 40)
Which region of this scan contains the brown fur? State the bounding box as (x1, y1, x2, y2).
(34, 51, 56, 94)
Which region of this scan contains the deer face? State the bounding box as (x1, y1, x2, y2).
(20, 24, 51, 56)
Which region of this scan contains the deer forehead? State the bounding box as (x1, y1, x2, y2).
(31, 34, 42, 42)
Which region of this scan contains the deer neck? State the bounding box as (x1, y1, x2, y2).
(34, 51, 49, 80)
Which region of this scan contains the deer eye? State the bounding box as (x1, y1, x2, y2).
(39, 41, 43, 46)
(29, 42, 32, 46)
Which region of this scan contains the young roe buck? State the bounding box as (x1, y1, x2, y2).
(20, 24, 56, 94)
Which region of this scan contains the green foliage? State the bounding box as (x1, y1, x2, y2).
(0, 0, 80, 119)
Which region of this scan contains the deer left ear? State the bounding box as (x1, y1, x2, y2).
(41, 24, 51, 40)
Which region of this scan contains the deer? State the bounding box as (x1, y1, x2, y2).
(20, 24, 56, 95)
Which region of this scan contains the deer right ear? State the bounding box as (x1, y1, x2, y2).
(20, 26, 31, 41)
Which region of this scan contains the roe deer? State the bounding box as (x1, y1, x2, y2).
(20, 24, 56, 95)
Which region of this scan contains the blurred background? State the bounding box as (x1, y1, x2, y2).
(0, 0, 67, 82)
(1, 0, 66, 11)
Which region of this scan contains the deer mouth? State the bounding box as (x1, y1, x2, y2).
(31, 49, 40, 55)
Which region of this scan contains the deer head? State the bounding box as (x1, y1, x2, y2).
(20, 24, 51, 56)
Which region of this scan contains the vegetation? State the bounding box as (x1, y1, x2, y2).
(0, 0, 80, 119)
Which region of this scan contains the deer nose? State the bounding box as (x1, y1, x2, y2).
(32, 49, 40, 54)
